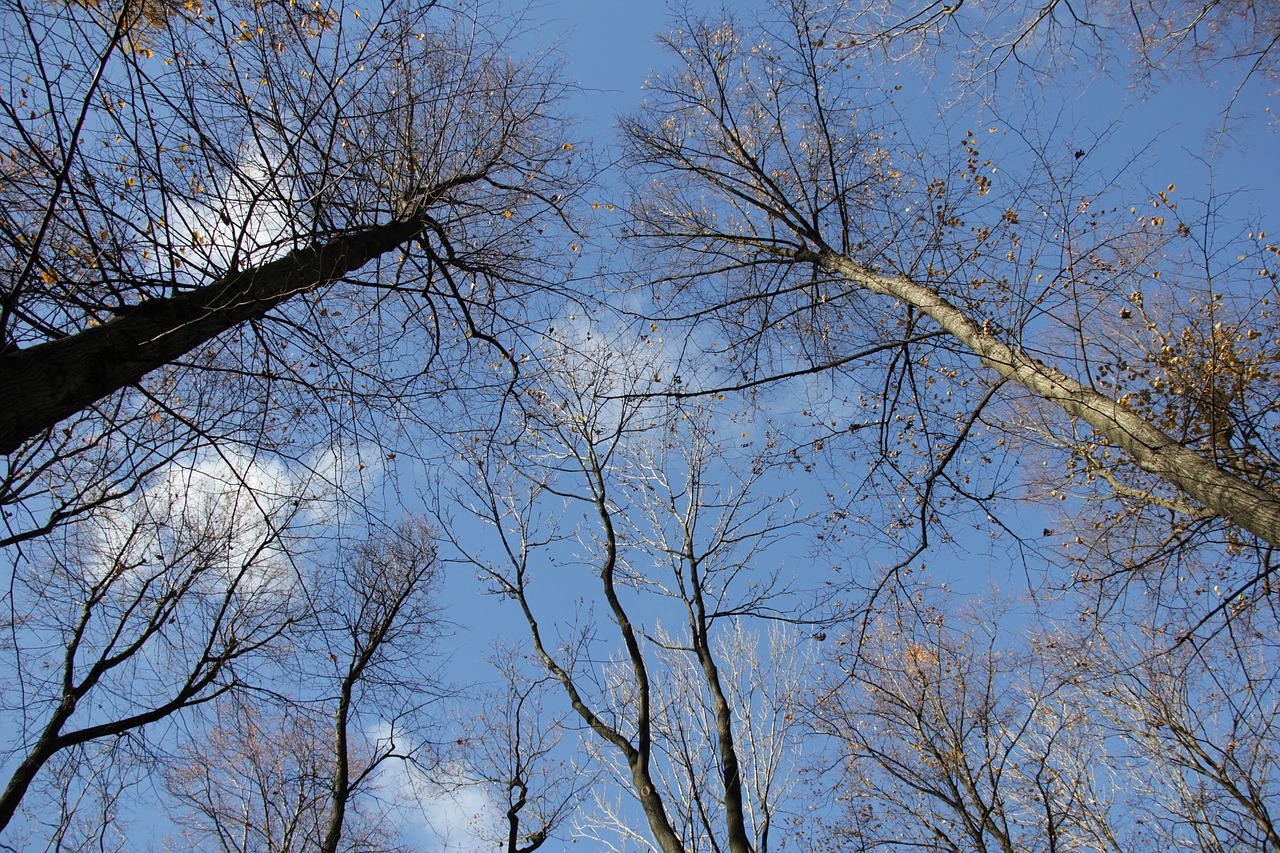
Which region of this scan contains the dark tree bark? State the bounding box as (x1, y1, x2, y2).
(0, 217, 421, 455)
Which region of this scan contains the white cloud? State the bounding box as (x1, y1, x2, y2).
(167, 147, 299, 274)
(369, 753, 502, 853)
(89, 445, 326, 601)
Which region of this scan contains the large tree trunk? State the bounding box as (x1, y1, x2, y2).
(0, 217, 421, 455)
(796, 246, 1280, 548)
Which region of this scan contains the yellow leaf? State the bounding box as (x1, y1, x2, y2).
(562, 142, 573, 150)
(40, 269, 57, 285)
(503, 210, 513, 219)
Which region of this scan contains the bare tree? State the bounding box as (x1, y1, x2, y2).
(2, 737, 142, 853)
(1086, 600, 1280, 851)
(0, 462, 443, 852)
(170, 514, 442, 850)
(449, 333, 813, 852)
(807, 562, 1280, 853)
(812, 587, 1126, 853)
(0, 0, 580, 842)
(314, 518, 444, 853)
(0, 0, 579, 547)
(619, 620, 812, 853)
(158, 514, 445, 845)
(166, 701, 352, 853)
(620, 0, 1280, 559)
(0, 449, 313, 840)
(162, 517, 444, 853)
(451, 646, 593, 853)
(801, 0, 1279, 106)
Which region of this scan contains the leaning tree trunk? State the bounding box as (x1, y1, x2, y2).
(0, 217, 423, 456)
(784, 245, 1280, 549)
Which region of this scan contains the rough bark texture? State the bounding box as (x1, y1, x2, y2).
(0, 698, 76, 833)
(0, 217, 422, 455)
(319, 684, 353, 853)
(800, 246, 1280, 548)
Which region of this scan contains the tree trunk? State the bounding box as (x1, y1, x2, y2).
(0, 697, 75, 833)
(798, 246, 1280, 548)
(0, 217, 422, 455)
(319, 682, 353, 853)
